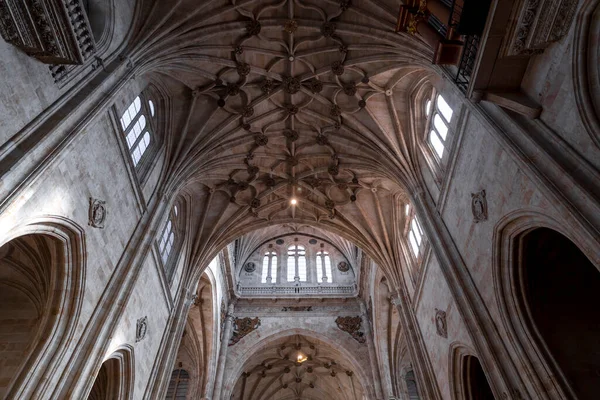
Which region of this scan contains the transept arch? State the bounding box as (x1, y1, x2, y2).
(224, 329, 375, 400)
(0, 217, 86, 399)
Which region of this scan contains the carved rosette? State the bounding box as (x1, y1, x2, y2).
(229, 317, 261, 346)
(244, 262, 256, 272)
(88, 197, 107, 228)
(335, 316, 366, 343)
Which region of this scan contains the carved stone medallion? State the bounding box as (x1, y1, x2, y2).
(229, 317, 261, 346)
(136, 316, 148, 342)
(471, 190, 488, 223)
(435, 309, 448, 338)
(337, 261, 350, 272)
(335, 316, 366, 343)
(88, 197, 107, 228)
(244, 262, 256, 273)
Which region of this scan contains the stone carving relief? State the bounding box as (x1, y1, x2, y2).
(88, 197, 107, 228)
(0, 0, 96, 64)
(435, 309, 448, 338)
(281, 306, 313, 312)
(507, 0, 579, 56)
(337, 261, 350, 272)
(335, 316, 366, 344)
(136, 316, 148, 342)
(471, 190, 488, 223)
(244, 262, 256, 273)
(229, 317, 261, 346)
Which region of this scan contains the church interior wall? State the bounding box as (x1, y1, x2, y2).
(1, 0, 599, 398)
(110, 252, 171, 398)
(414, 251, 473, 400)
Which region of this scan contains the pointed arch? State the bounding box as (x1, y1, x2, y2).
(0, 216, 86, 399)
(493, 210, 600, 399)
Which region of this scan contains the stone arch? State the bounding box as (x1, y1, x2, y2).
(574, 0, 600, 148)
(222, 327, 376, 400)
(448, 343, 494, 400)
(86, 346, 135, 400)
(493, 210, 600, 399)
(0, 216, 86, 399)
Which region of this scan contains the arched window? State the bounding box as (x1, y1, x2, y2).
(405, 370, 421, 399)
(316, 251, 332, 282)
(120, 95, 154, 167)
(425, 94, 453, 160)
(408, 215, 424, 257)
(158, 207, 179, 280)
(165, 369, 189, 400)
(287, 244, 306, 282)
(261, 251, 278, 283)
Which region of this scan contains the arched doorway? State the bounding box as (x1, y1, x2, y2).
(461, 355, 494, 400)
(0, 234, 64, 397)
(86, 347, 134, 400)
(518, 228, 600, 399)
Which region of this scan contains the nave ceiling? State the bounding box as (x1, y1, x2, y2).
(125, 0, 437, 286)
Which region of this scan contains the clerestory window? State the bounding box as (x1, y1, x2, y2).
(287, 244, 306, 282)
(120, 95, 153, 167)
(316, 251, 332, 282)
(425, 94, 453, 160)
(408, 214, 425, 257)
(158, 206, 177, 268)
(261, 251, 278, 283)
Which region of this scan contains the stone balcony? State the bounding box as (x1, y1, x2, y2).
(0, 0, 96, 65)
(237, 283, 357, 298)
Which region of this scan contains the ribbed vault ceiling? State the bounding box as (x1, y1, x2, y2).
(126, 0, 437, 286)
(230, 334, 366, 400)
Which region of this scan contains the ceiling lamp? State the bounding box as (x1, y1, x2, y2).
(291, 198, 298, 205)
(296, 352, 307, 363)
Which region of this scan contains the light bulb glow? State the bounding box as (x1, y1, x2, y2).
(291, 198, 298, 205)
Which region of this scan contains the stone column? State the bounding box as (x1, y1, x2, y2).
(388, 293, 441, 400)
(359, 299, 384, 399)
(211, 303, 235, 399)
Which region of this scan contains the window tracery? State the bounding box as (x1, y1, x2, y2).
(120, 95, 154, 167)
(425, 93, 453, 161)
(316, 251, 332, 282)
(261, 251, 278, 283)
(287, 244, 307, 282)
(158, 206, 179, 280)
(408, 214, 425, 257)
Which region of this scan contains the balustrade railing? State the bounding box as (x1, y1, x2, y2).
(238, 284, 356, 296)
